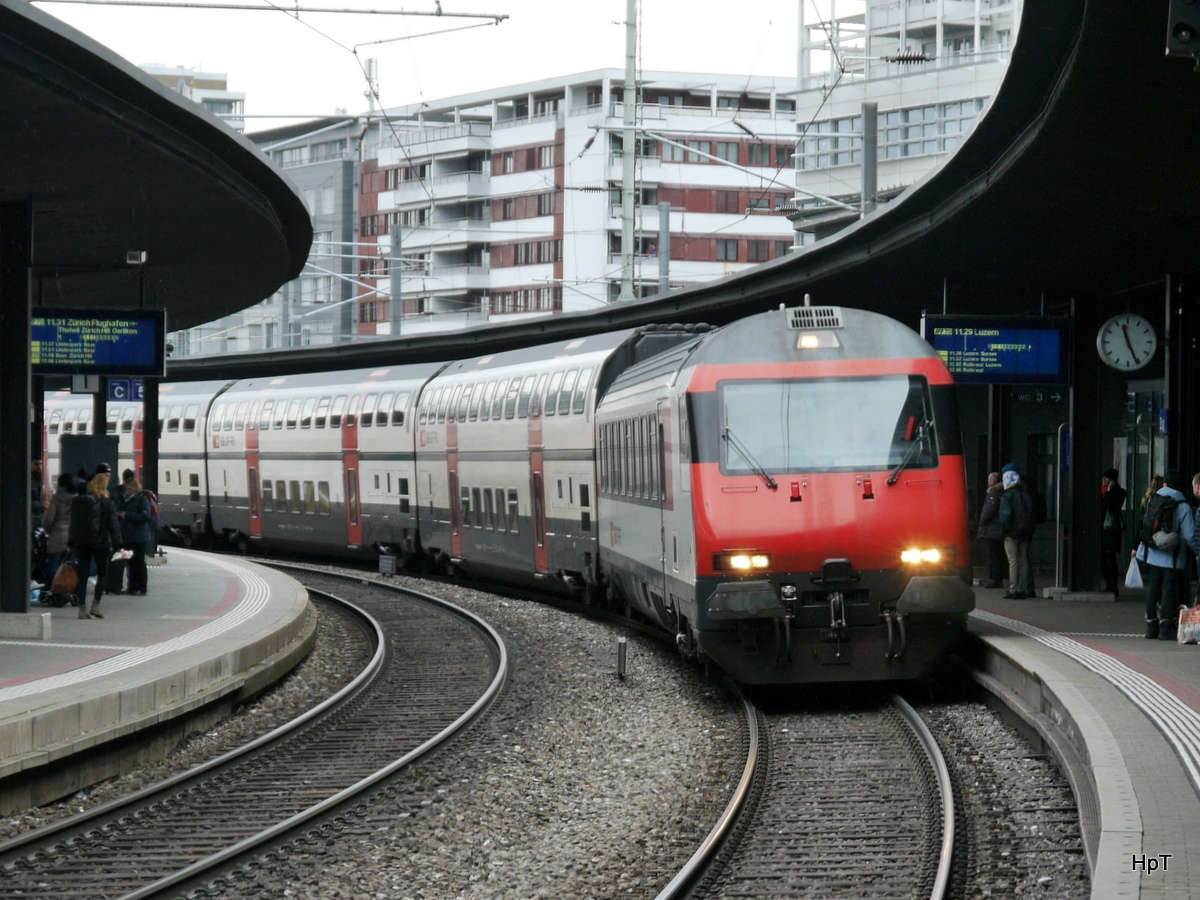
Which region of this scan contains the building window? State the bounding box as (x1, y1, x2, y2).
(774, 240, 793, 258)
(716, 190, 740, 214)
(502, 198, 514, 219)
(716, 239, 739, 262)
(714, 142, 738, 163)
(662, 142, 687, 162)
(503, 151, 514, 173)
(538, 144, 555, 168)
(686, 140, 710, 162)
(538, 192, 554, 216)
(360, 301, 379, 323)
(747, 240, 769, 262)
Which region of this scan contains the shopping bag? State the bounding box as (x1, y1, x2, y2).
(1178, 604, 1200, 645)
(1124, 557, 1144, 589)
(51, 557, 78, 596)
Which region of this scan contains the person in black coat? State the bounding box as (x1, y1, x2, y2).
(976, 472, 1007, 588)
(67, 472, 122, 619)
(1100, 468, 1127, 598)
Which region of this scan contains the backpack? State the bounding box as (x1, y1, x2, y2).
(68, 494, 103, 545)
(143, 488, 160, 526)
(1010, 489, 1036, 539)
(1140, 493, 1181, 551)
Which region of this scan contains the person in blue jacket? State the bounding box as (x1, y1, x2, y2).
(1135, 470, 1194, 640)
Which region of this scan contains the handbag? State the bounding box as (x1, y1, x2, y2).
(1124, 557, 1144, 589)
(51, 556, 78, 595)
(1103, 511, 1119, 532)
(1178, 603, 1200, 645)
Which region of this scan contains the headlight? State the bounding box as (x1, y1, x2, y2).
(714, 552, 772, 571)
(900, 547, 948, 565)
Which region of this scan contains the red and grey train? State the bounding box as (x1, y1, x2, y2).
(42, 304, 974, 684)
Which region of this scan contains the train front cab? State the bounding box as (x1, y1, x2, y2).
(679, 307, 975, 684)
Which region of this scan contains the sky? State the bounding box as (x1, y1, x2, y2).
(33, 0, 805, 128)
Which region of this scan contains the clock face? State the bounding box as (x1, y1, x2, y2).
(1096, 314, 1157, 371)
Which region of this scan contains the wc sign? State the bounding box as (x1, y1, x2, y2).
(107, 378, 144, 402)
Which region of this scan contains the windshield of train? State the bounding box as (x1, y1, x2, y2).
(718, 375, 936, 474)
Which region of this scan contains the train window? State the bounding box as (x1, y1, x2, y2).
(456, 386, 470, 422)
(224, 404, 235, 431)
(483, 488, 495, 529)
(314, 397, 330, 428)
(346, 395, 360, 428)
(378, 392, 394, 427)
(492, 488, 504, 530)
(360, 394, 377, 428)
(544, 372, 562, 417)
(471, 487, 482, 527)
(517, 375, 534, 418)
(634, 417, 645, 497)
(304, 481, 316, 514)
(490, 379, 507, 420)
(437, 388, 450, 424)
(61, 409, 76, 434)
(330, 395, 346, 428)
(182, 404, 197, 432)
(48, 409, 62, 434)
(248, 468, 259, 519)
(393, 393, 408, 426)
(248, 401, 260, 431)
(558, 369, 578, 415)
(272, 400, 286, 430)
(507, 488, 519, 533)
(573, 367, 593, 415)
(167, 405, 182, 433)
(318, 481, 330, 515)
(235, 402, 250, 431)
(275, 480, 286, 509)
(503, 381, 519, 419)
(480, 382, 495, 421)
(123, 408, 137, 434)
(288, 480, 301, 513)
(261, 479, 273, 512)
(286, 398, 302, 429)
(259, 400, 274, 431)
(468, 383, 481, 421)
(529, 373, 547, 417)
(208, 403, 224, 434)
(189, 472, 201, 502)
(300, 398, 315, 429)
(106, 408, 120, 435)
(459, 486, 470, 529)
(580, 484, 590, 508)
(444, 386, 459, 423)
(78, 408, 92, 433)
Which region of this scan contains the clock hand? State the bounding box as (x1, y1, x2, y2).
(1121, 324, 1139, 363)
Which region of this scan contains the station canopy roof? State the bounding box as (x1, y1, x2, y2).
(0, 0, 311, 331)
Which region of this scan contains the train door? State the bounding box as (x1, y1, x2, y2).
(448, 452, 463, 559)
(531, 450, 549, 574)
(245, 407, 262, 539)
(656, 401, 670, 594)
(342, 396, 363, 548)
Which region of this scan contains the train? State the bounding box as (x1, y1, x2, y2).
(41, 303, 975, 684)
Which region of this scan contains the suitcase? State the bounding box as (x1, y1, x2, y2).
(105, 557, 127, 594)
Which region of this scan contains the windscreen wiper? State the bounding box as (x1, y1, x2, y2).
(721, 425, 778, 490)
(886, 417, 932, 485)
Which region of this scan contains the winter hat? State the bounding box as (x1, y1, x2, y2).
(95, 462, 111, 475)
(1002, 470, 1020, 489)
(1000, 462, 1019, 475)
(1102, 468, 1120, 481)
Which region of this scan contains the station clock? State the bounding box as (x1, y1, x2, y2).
(1096, 314, 1157, 371)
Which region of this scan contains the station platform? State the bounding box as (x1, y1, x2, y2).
(0, 549, 314, 812)
(970, 583, 1200, 900)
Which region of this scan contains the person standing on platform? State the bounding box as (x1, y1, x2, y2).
(998, 462, 1036, 599)
(1100, 468, 1127, 598)
(1134, 469, 1193, 640)
(976, 472, 1007, 588)
(41, 473, 76, 595)
(68, 471, 122, 619)
(30, 458, 45, 531)
(117, 475, 152, 596)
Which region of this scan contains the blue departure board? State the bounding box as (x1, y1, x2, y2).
(921, 316, 1070, 385)
(31, 308, 166, 377)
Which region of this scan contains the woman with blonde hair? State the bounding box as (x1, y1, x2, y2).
(67, 471, 122, 618)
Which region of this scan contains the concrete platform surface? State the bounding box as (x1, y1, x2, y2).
(0, 548, 313, 809)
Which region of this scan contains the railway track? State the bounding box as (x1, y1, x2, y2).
(0, 568, 506, 899)
(672, 694, 955, 900)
